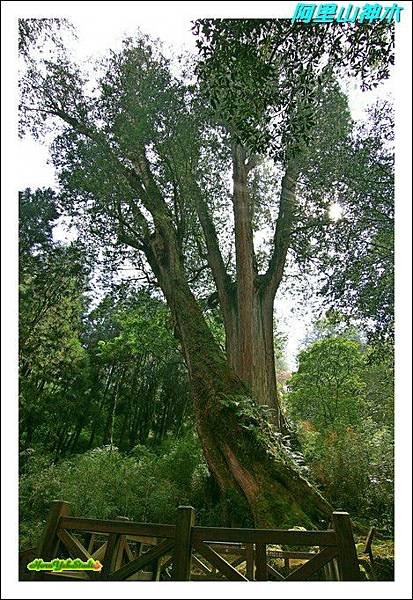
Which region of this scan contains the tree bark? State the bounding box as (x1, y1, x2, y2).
(251, 289, 282, 426)
(144, 209, 331, 528)
(232, 144, 256, 386)
(194, 148, 298, 426)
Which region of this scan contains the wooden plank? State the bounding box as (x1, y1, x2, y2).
(108, 539, 174, 581)
(267, 564, 283, 581)
(92, 542, 107, 562)
(255, 543, 267, 581)
(151, 557, 161, 581)
(323, 556, 340, 581)
(115, 537, 127, 571)
(83, 532, 94, 554)
(124, 540, 135, 562)
(159, 556, 173, 581)
(194, 541, 247, 581)
(193, 555, 213, 575)
(160, 556, 173, 572)
(126, 535, 158, 545)
(131, 540, 142, 559)
(36, 501, 71, 561)
(102, 533, 121, 577)
(230, 556, 246, 569)
(114, 516, 131, 571)
(285, 547, 337, 581)
(207, 542, 245, 554)
(363, 527, 376, 553)
(323, 560, 335, 581)
(57, 529, 93, 562)
(172, 506, 195, 581)
(323, 520, 339, 581)
(192, 526, 337, 546)
(332, 558, 341, 580)
(59, 517, 175, 539)
(267, 550, 317, 559)
(332, 512, 361, 581)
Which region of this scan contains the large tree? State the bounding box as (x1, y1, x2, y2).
(19, 20, 393, 527)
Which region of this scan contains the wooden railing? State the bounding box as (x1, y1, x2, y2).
(23, 500, 361, 581)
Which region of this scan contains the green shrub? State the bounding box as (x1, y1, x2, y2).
(299, 422, 394, 530)
(19, 432, 216, 550)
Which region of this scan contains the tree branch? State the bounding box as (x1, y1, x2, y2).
(32, 103, 172, 232)
(192, 184, 234, 310)
(263, 163, 299, 297)
(188, 262, 209, 285)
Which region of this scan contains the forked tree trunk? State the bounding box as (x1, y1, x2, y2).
(127, 147, 328, 527)
(147, 227, 332, 528)
(198, 148, 298, 429)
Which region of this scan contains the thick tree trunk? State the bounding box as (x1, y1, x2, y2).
(146, 227, 331, 528)
(192, 159, 282, 420)
(224, 288, 281, 424)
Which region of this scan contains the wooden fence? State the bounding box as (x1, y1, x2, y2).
(22, 500, 361, 581)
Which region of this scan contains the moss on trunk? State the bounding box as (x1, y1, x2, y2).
(194, 386, 332, 528)
(149, 216, 332, 529)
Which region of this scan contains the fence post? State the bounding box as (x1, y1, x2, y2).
(363, 526, 376, 564)
(101, 516, 129, 578)
(115, 516, 131, 571)
(245, 543, 255, 580)
(30, 500, 70, 580)
(36, 500, 71, 561)
(332, 511, 361, 581)
(172, 506, 195, 581)
(324, 517, 339, 581)
(255, 543, 268, 581)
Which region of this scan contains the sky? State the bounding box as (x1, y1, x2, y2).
(16, 4, 395, 368)
(18, 6, 395, 190)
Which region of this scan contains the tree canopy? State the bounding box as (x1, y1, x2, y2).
(193, 19, 394, 159)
